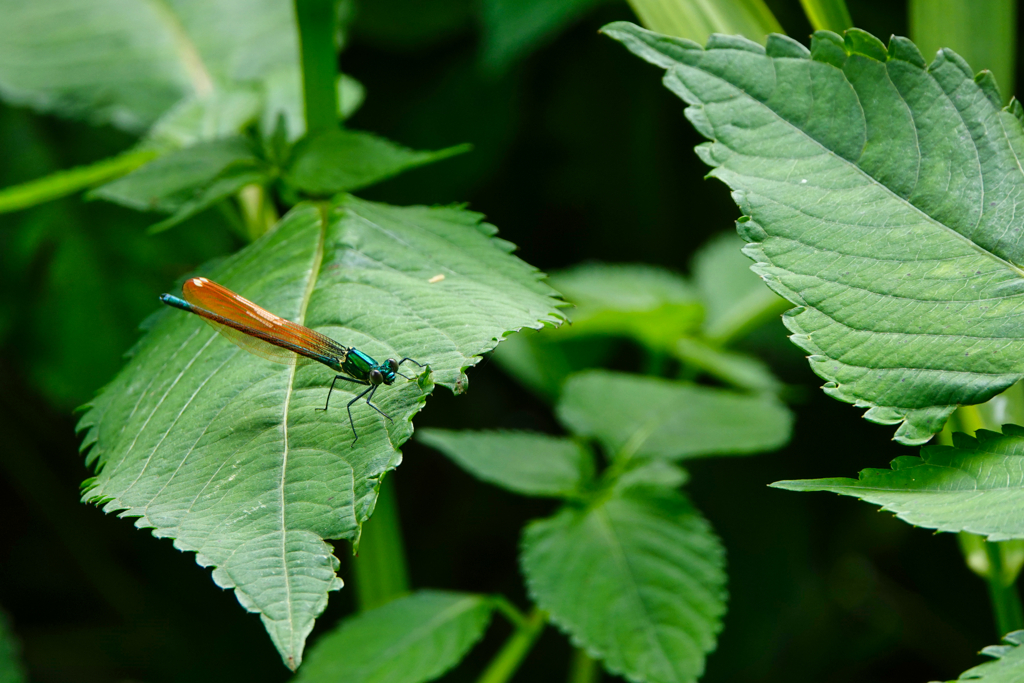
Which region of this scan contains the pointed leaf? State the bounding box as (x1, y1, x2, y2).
(773, 426, 1024, 540)
(557, 370, 792, 460)
(418, 429, 594, 498)
(284, 129, 471, 196)
(90, 138, 264, 214)
(941, 630, 1024, 682)
(77, 196, 565, 668)
(521, 487, 727, 683)
(605, 22, 1024, 445)
(294, 591, 493, 683)
(0, 0, 299, 131)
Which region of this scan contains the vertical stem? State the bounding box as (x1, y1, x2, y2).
(352, 477, 410, 611)
(985, 542, 1024, 636)
(293, 0, 338, 135)
(568, 647, 600, 683)
(476, 607, 546, 683)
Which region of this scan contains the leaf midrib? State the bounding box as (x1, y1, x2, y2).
(276, 205, 328, 657)
(147, 0, 214, 97)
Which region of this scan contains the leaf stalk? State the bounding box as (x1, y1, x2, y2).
(475, 606, 546, 683)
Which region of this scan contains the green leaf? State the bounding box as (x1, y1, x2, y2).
(90, 138, 265, 227)
(521, 486, 726, 683)
(625, 0, 782, 45)
(604, 22, 1024, 445)
(910, 0, 1016, 105)
(691, 231, 785, 344)
(418, 429, 594, 498)
(0, 612, 25, 683)
(480, 0, 612, 72)
(0, 0, 299, 131)
(551, 263, 703, 350)
(77, 197, 565, 668)
(284, 129, 471, 196)
(557, 370, 792, 460)
(772, 426, 1024, 540)
(294, 590, 493, 683)
(942, 630, 1024, 682)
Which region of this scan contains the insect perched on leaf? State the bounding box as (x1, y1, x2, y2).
(160, 277, 426, 443)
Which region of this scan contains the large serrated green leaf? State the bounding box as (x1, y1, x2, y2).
(772, 426, 1024, 541)
(557, 370, 792, 460)
(418, 429, 594, 498)
(0, 0, 298, 132)
(520, 487, 727, 683)
(604, 22, 1024, 445)
(294, 591, 493, 683)
(940, 630, 1024, 682)
(76, 197, 564, 669)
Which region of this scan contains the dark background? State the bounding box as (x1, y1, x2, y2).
(0, 0, 1013, 681)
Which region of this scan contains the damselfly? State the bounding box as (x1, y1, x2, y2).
(160, 277, 424, 443)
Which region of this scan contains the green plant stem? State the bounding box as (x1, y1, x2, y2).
(0, 148, 157, 214)
(352, 476, 410, 611)
(985, 541, 1024, 636)
(475, 607, 546, 683)
(293, 0, 339, 135)
(909, 0, 1017, 104)
(625, 0, 782, 44)
(568, 647, 600, 683)
(798, 0, 852, 32)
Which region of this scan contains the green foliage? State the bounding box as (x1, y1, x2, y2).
(493, 245, 787, 401)
(910, 0, 1017, 105)
(558, 370, 791, 460)
(0, 149, 157, 215)
(551, 264, 703, 349)
(624, 0, 782, 44)
(0, 0, 300, 132)
(285, 129, 470, 196)
(77, 197, 564, 668)
(604, 22, 1024, 445)
(479, 0, 612, 72)
(943, 630, 1024, 682)
(89, 138, 267, 232)
(521, 486, 726, 683)
(798, 0, 853, 32)
(418, 429, 594, 498)
(294, 591, 494, 683)
(0, 612, 24, 683)
(772, 427, 1024, 541)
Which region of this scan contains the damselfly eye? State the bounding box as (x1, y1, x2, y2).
(370, 369, 383, 384)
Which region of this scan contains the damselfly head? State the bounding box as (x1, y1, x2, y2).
(380, 358, 399, 384)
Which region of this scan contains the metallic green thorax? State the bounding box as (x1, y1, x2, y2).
(338, 349, 399, 385)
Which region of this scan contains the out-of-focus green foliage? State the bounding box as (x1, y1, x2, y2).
(294, 591, 494, 683)
(910, 0, 1017, 103)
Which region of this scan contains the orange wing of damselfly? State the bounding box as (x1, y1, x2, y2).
(182, 277, 348, 367)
